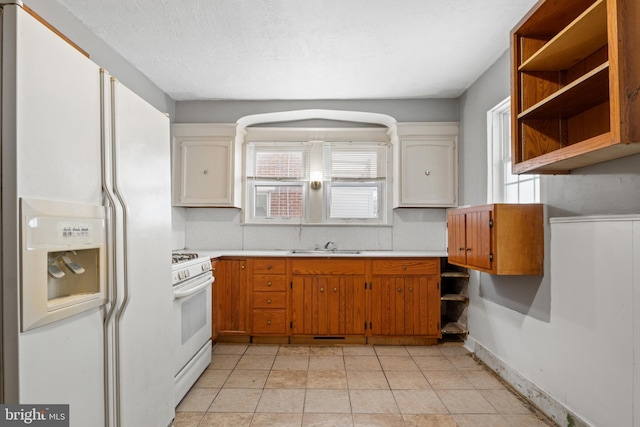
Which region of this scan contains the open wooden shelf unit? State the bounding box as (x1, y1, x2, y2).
(511, 0, 640, 174)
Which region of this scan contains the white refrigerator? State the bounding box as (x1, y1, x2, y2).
(1, 3, 175, 426)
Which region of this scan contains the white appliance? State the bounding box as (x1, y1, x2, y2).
(171, 253, 213, 405)
(1, 3, 175, 426)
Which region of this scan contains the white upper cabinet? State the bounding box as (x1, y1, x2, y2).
(172, 123, 241, 207)
(394, 122, 458, 207)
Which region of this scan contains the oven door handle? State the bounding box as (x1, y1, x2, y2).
(173, 275, 214, 299)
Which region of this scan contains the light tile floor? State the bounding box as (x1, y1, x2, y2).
(174, 343, 555, 427)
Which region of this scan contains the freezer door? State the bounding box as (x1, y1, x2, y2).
(4, 5, 106, 425)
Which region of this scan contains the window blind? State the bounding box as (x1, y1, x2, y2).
(247, 143, 310, 180)
(322, 142, 388, 180)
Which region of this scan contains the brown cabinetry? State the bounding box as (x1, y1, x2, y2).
(213, 256, 444, 343)
(447, 204, 544, 275)
(291, 259, 366, 337)
(251, 258, 287, 335)
(511, 0, 640, 173)
(370, 259, 440, 338)
(215, 258, 250, 336)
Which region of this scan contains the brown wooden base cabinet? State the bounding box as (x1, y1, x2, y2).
(214, 256, 442, 343)
(215, 258, 250, 336)
(291, 259, 366, 337)
(370, 259, 440, 337)
(252, 258, 288, 335)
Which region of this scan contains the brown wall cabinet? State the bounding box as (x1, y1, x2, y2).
(447, 204, 544, 275)
(511, 0, 640, 173)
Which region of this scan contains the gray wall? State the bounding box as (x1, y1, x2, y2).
(173, 98, 460, 251)
(26, 0, 175, 117)
(459, 49, 640, 321)
(175, 99, 459, 123)
(459, 48, 640, 425)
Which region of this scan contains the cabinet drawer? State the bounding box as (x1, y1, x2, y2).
(253, 275, 287, 291)
(253, 258, 286, 274)
(371, 259, 438, 275)
(253, 291, 286, 309)
(252, 309, 286, 334)
(291, 259, 366, 275)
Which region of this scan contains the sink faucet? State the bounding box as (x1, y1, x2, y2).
(324, 241, 337, 251)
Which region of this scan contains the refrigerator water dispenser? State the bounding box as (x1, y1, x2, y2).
(21, 198, 107, 331)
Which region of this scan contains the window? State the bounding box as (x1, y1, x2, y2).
(487, 98, 539, 203)
(246, 143, 310, 222)
(245, 131, 390, 225)
(323, 142, 387, 221)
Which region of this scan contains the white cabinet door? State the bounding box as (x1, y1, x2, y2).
(400, 137, 457, 207)
(172, 124, 239, 207)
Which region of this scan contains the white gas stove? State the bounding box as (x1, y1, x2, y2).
(171, 252, 212, 286)
(171, 252, 213, 405)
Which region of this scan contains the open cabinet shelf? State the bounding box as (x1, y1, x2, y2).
(518, 0, 607, 72)
(440, 259, 469, 342)
(511, 0, 640, 174)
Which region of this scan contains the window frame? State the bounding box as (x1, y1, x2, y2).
(243, 127, 392, 225)
(487, 97, 540, 204)
(245, 142, 310, 224)
(321, 141, 388, 224)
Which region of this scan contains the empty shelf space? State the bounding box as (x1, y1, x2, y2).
(519, 0, 607, 71)
(518, 62, 609, 120)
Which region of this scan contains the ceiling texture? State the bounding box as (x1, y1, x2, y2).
(56, 0, 538, 101)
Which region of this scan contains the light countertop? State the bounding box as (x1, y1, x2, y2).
(194, 250, 448, 259)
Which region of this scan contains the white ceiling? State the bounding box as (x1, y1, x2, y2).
(56, 0, 537, 101)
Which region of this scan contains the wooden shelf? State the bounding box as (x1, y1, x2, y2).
(518, 62, 609, 120)
(519, 0, 607, 72)
(441, 271, 470, 279)
(441, 294, 468, 302)
(511, 0, 640, 174)
(441, 321, 468, 335)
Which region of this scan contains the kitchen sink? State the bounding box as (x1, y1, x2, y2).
(289, 249, 362, 254)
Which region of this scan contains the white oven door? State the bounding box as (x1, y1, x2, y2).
(173, 273, 213, 374)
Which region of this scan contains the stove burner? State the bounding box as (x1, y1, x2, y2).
(172, 253, 200, 264)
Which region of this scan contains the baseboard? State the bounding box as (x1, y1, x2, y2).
(474, 341, 590, 427)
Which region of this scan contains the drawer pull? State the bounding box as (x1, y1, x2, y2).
(267, 320, 271, 325)
(398, 287, 402, 292)
(320, 287, 324, 292)
(333, 287, 337, 292)
(241, 265, 246, 269)
(267, 281, 272, 287)
(402, 265, 407, 270)
(408, 287, 413, 292)
(267, 299, 272, 304)
(267, 265, 272, 270)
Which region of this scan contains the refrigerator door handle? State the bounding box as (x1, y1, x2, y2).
(173, 276, 214, 299)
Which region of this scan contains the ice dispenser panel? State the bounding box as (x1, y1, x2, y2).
(21, 198, 107, 331)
